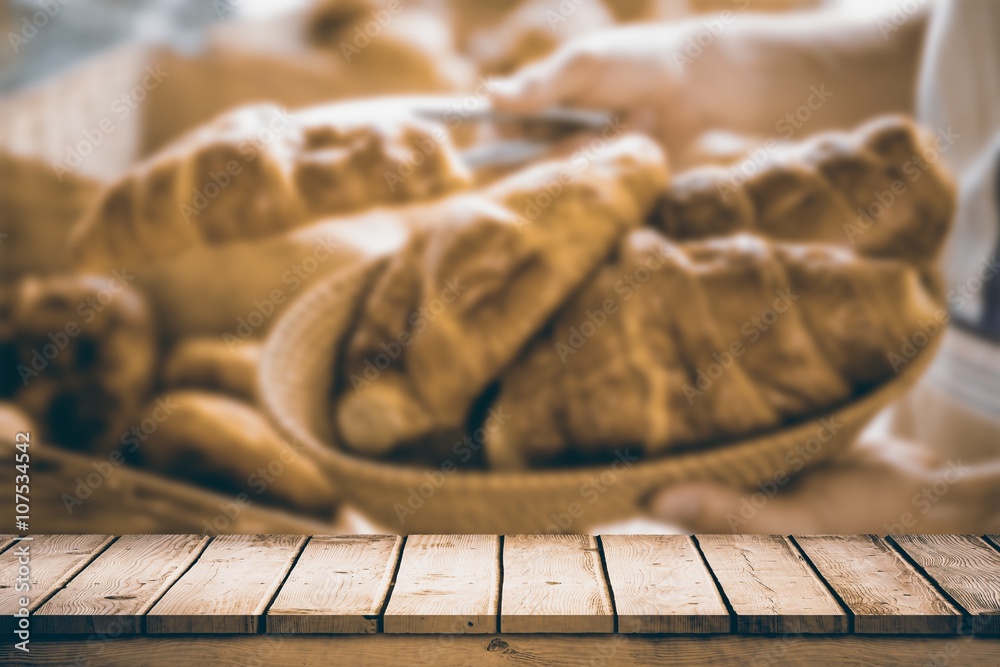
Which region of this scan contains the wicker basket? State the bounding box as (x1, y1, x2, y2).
(259, 256, 943, 534)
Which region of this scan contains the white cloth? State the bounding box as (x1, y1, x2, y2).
(891, 0, 1000, 456)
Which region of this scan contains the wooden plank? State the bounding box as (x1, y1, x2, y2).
(383, 534, 499, 634)
(601, 534, 730, 634)
(795, 535, 960, 634)
(891, 534, 1000, 635)
(0, 535, 113, 632)
(267, 535, 402, 634)
(0, 536, 16, 554)
(33, 534, 209, 635)
(696, 534, 847, 634)
(8, 634, 1000, 667)
(146, 535, 306, 634)
(986, 535, 1000, 552)
(501, 534, 614, 633)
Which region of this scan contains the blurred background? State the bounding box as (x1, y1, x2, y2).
(1, 0, 997, 536)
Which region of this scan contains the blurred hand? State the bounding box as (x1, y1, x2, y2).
(491, 9, 926, 162)
(642, 435, 1000, 534)
(490, 23, 719, 155)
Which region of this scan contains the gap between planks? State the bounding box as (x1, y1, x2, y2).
(16, 534, 1000, 637)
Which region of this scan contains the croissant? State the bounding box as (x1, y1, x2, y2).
(334, 134, 669, 455)
(71, 101, 471, 271)
(325, 118, 952, 469)
(657, 116, 954, 271)
(483, 230, 940, 469)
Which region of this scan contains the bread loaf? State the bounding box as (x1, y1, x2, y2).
(0, 274, 156, 452)
(484, 230, 939, 468)
(139, 391, 338, 515)
(324, 117, 953, 469)
(71, 101, 471, 271)
(334, 134, 669, 455)
(657, 116, 954, 270)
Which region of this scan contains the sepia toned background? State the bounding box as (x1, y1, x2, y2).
(1, 0, 997, 537)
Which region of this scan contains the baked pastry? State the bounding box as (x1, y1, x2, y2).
(162, 338, 261, 402)
(0, 274, 156, 452)
(657, 117, 954, 271)
(139, 391, 338, 515)
(71, 101, 472, 271)
(484, 230, 939, 468)
(335, 134, 669, 455)
(325, 117, 953, 470)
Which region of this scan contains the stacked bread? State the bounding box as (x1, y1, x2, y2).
(328, 117, 953, 468)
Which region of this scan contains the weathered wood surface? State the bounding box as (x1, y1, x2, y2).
(501, 534, 614, 633)
(794, 535, 960, 634)
(696, 534, 848, 634)
(383, 534, 500, 634)
(891, 534, 1000, 634)
(601, 534, 730, 633)
(33, 534, 209, 635)
(6, 634, 1000, 667)
(267, 535, 402, 634)
(145, 534, 306, 634)
(0, 534, 113, 633)
(10, 533, 1000, 643)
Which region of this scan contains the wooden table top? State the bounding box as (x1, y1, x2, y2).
(3, 533, 999, 637)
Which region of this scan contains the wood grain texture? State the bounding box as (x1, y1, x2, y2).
(7, 635, 1000, 667)
(383, 534, 500, 634)
(696, 534, 847, 634)
(501, 535, 614, 633)
(601, 534, 730, 634)
(267, 535, 402, 634)
(986, 535, 1000, 552)
(891, 534, 1000, 635)
(0, 536, 16, 553)
(33, 534, 209, 635)
(0, 534, 113, 633)
(146, 534, 306, 634)
(795, 535, 960, 634)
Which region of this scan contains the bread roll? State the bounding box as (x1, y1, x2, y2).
(485, 230, 940, 469)
(71, 101, 471, 271)
(655, 116, 954, 268)
(335, 134, 670, 455)
(0, 274, 155, 452)
(139, 391, 338, 515)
